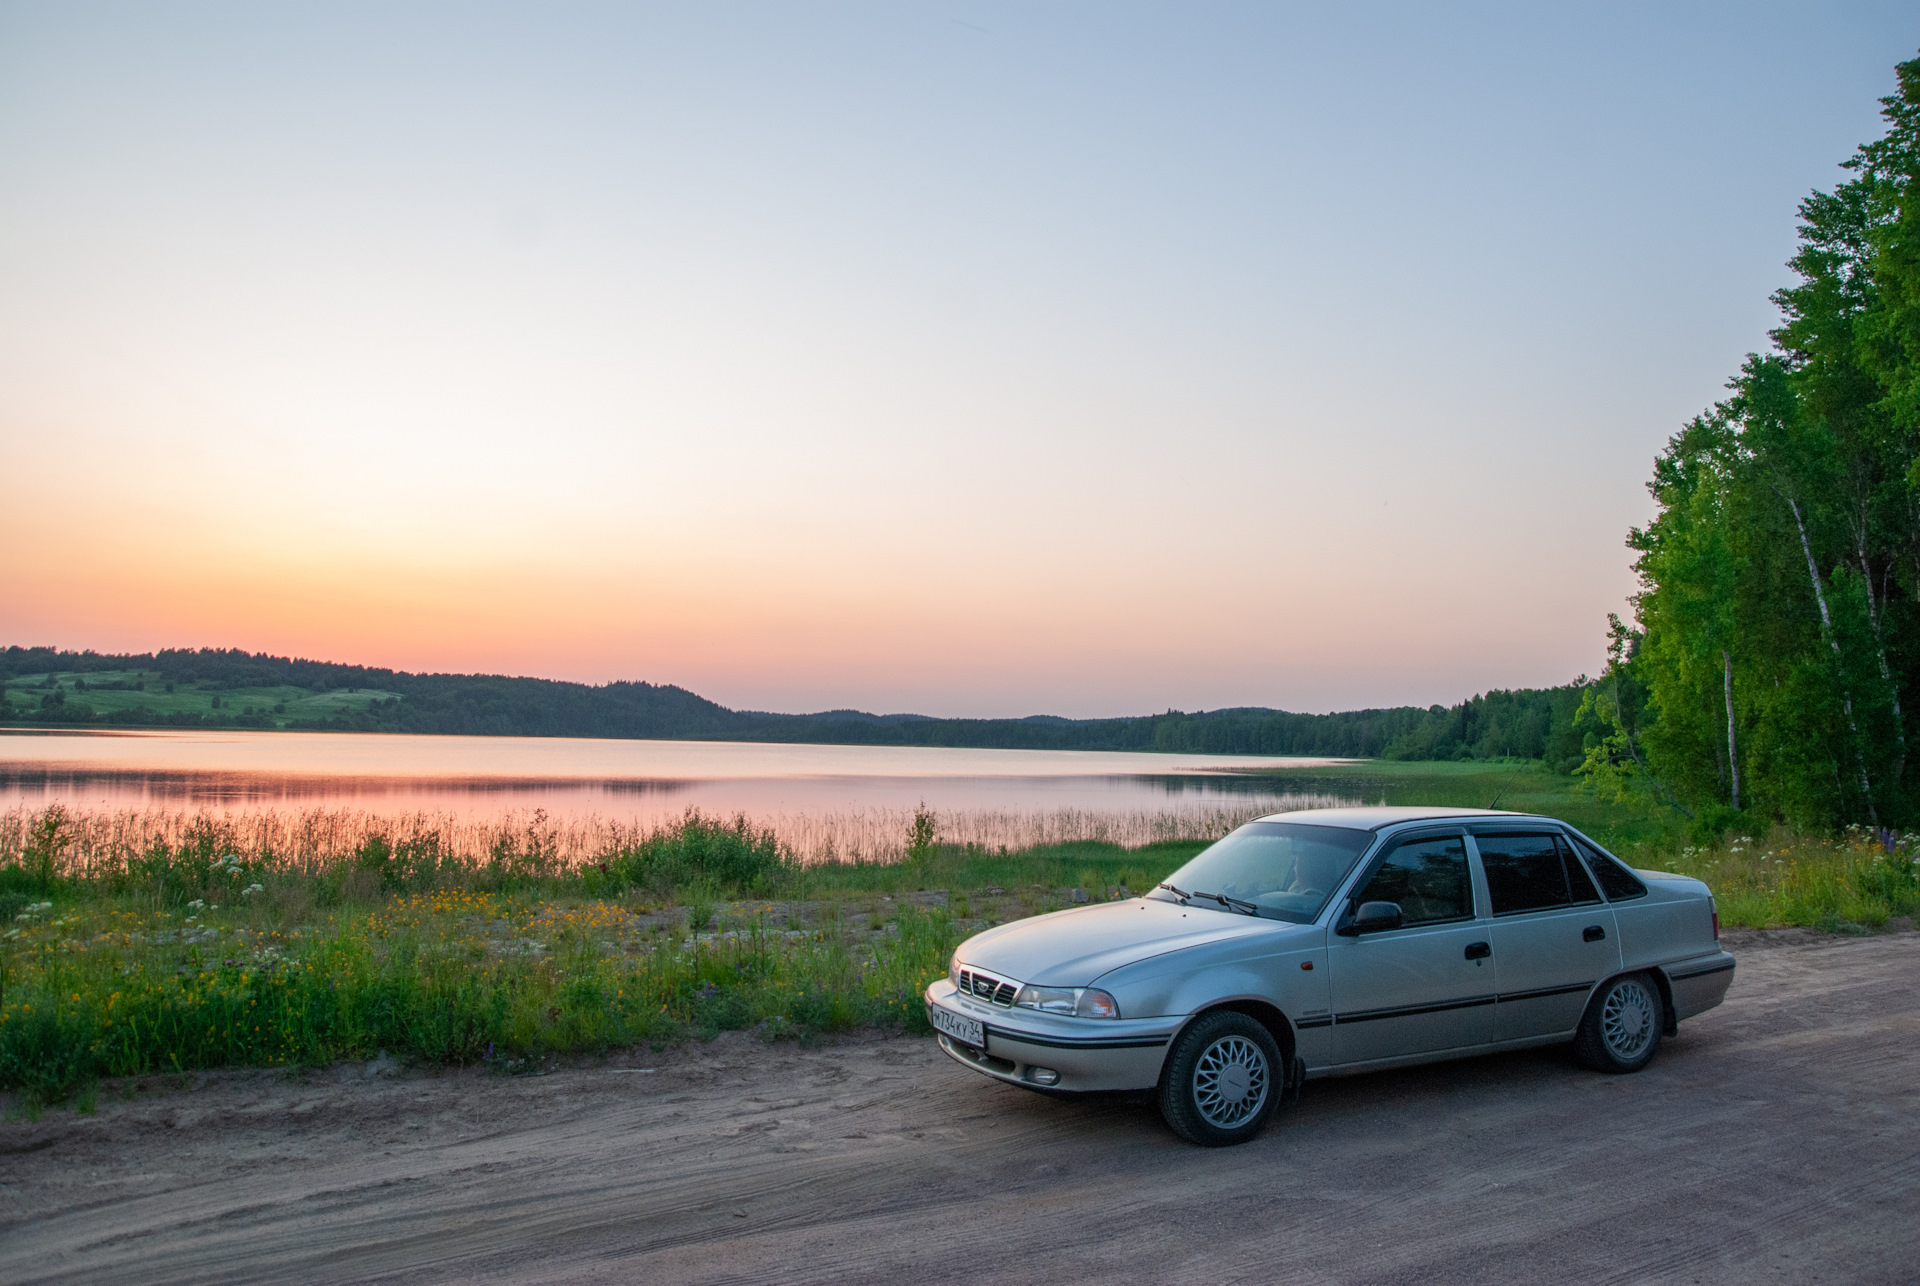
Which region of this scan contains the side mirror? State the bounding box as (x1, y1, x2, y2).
(1336, 900, 1404, 936)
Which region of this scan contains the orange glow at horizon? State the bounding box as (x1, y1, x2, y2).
(0, 448, 1612, 717)
(6, 5, 1872, 716)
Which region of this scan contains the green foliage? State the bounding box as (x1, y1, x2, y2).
(783, 839, 1210, 901)
(905, 804, 938, 862)
(1, 645, 1591, 763)
(599, 813, 790, 897)
(1658, 827, 1920, 929)
(19, 805, 71, 895)
(1619, 52, 1920, 830)
(0, 888, 961, 1100)
(1377, 686, 1589, 769)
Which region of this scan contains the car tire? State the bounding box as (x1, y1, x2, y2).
(1572, 972, 1665, 1073)
(1157, 1011, 1283, 1147)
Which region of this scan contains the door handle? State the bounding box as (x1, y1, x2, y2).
(1464, 941, 1491, 960)
(1583, 925, 1606, 942)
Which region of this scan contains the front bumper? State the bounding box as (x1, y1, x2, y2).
(925, 979, 1178, 1092)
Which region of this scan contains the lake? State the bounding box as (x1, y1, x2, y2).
(0, 730, 1360, 859)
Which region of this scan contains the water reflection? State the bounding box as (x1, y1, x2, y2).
(0, 730, 1362, 858)
(0, 765, 1338, 814)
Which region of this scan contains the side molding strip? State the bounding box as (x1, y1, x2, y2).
(1328, 983, 1594, 1026)
(1493, 982, 1595, 1003)
(1334, 995, 1497, 1025)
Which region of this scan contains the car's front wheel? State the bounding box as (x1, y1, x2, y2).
(1157, 1011, 1282, 1147)
(1573, 972, 1664, 1073)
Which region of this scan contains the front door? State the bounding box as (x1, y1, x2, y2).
(1328, 832, 1495, 1065)
(1475, 831, 1622, 1041)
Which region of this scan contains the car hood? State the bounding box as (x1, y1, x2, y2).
(956, 897, 1287, 986)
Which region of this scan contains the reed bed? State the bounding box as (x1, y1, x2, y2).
(0, 794, 1349, 878)
(758, 794, 1351, 862)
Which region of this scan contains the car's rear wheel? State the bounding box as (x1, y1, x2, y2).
(1573, 972, 1664, 1072)
(1158, 1011, 1282, 1147)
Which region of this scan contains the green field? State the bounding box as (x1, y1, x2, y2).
(3, 761, 1914, 1105)
(0, 669, 399, 728)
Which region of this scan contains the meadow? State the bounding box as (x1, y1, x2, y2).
(0, 668, 397, 727)
(3, 761, 1915, 1104)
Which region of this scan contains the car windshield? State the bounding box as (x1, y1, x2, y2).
(1154, 822, 1374, 924)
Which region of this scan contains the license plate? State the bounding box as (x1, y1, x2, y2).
(930, 1004, 985, 1049)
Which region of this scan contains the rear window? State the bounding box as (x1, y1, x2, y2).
(1572, 836, 1648, 901)
(1476, 832, 1572, 915)
(1558, 835, 1603, 905)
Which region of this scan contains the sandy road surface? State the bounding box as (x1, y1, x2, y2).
(4, 929, 1916, 1284)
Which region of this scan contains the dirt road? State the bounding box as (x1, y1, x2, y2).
(4, 928, 1916, 1284)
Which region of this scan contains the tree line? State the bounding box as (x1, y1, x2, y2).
(0, 645, 1587, 765)
(1585, 53, 1920, 831)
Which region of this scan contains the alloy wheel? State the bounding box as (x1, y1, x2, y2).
(1602, 979, 1656, 1062)
(1193, 1034, 1269, 1128)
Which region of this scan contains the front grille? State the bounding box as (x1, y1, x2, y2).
(957, 969, 1017, 1007)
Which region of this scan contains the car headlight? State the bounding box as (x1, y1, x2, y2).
(1013, 985, 1121, 1019)
(949, 955, 962, 988)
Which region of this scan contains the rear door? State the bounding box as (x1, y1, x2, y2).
(1473, 830, 1621, 1041)
(1328, 830, 1495, 1064)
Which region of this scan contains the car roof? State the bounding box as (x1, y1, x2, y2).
(1253, 806, 1547, 832)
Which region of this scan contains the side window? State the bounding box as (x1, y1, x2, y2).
(1558, 836, 1602, 905)
(1353, 835, 1472, 926)
(1476, 832, 1571, 915)
(1572, 836, 1648, 901)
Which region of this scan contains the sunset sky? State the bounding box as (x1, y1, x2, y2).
(3, 4, 1915, 717)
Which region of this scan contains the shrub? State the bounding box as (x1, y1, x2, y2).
(906, 805, 938, 862)
(604, 812, 790, 896)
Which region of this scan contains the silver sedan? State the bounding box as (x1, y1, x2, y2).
(925, 807, 1734, 1146)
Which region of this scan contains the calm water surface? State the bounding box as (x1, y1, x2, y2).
(0, 730, 1353, 824)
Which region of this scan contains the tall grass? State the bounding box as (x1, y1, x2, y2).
(6, 782, 1915, 1104)
(0, 803, 1218, 1101)
(0, 889, 958, 1099)
(1655, 826, 1920, 930)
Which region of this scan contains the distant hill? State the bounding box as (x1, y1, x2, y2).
(0, 645, 1589, 769)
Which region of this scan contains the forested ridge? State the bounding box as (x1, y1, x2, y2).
(0, 644, 1587, 766)
(1587, 53, 1920, 830)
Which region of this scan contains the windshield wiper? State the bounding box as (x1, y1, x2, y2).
(1189, 890, 1259, 916)
(1158, 883, 1256, 915)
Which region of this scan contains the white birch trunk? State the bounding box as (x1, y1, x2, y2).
(1788, 497, 1879, 825)
(1858, 553, 1906, 771)
(1723, 649, 1740, 812)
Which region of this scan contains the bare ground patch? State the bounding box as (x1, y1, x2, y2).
(5, 932, 1918, 1284)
